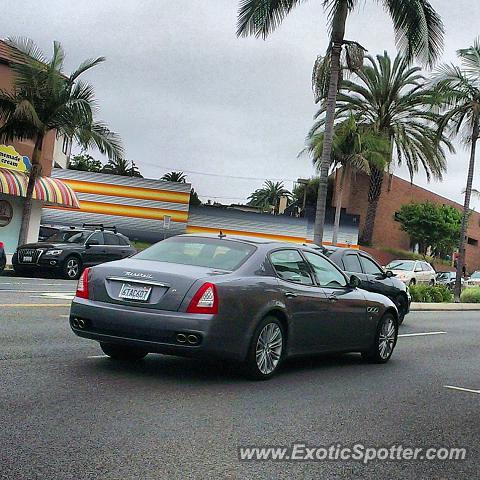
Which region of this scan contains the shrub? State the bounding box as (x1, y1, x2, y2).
(460, 287, 480, 303)
(409, 284, 453, 303)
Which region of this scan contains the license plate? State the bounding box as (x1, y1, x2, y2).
(23, 256, 33, 263)
(119, 283, 152, 302)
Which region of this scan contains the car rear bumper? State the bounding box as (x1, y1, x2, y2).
(69, 298, 248, 362)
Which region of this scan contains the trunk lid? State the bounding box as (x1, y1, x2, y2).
(90, 258, 229, 311)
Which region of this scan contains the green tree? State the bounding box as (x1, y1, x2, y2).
(237, 0, 444, 245)
(248, 180, 291, 213)
(396, 202, 462, 258)
(161, 171, 187, 182)
(312, 52, 453, 244)
(189, 188, 201, 206)
(433, 38, 480, 300)
(0, 38, 123, 245)
(102, 158, 142, 177)
(68, 153, 103, 173)
(305, 115, 390, 244)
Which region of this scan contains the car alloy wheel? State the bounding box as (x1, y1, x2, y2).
(255, 322, 283, 375)
(378, 316, 396, 360)
(362, 313, 398, 364)
(64, 257, 81, 280)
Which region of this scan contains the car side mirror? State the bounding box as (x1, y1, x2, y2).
(86, 239, 100, 248)
(349, 275, 361, 288)
(385, 270, 394, 278)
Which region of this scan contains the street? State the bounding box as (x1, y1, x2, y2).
(1, 275, 478, 479)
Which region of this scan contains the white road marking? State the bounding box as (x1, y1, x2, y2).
(0, 289, 74, 293)
(444, 385, 480, 395)
(30, 293, 75, 300)
(398, 331, 446, 337)
(87, 355, 109, 359)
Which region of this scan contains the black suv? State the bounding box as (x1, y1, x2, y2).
(315, 245, 411, 324)
(13, 224, 137, 280)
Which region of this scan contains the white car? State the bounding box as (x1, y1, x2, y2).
(385, 260, 436, 286)
(465, 271, 480, 287)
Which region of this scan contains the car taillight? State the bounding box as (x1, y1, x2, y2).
(186, 282, 218, 314)
(75, 268, 90, 299)
(0, 241, 4, 248)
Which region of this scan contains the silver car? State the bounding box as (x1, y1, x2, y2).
(70, 234, 399, 379)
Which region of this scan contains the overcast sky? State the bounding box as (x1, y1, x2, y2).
(2, 0, 480, 207)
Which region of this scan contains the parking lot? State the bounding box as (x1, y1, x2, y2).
(1, 274, 479, 479)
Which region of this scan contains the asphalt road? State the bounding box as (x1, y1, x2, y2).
(1, 275, 478, 479)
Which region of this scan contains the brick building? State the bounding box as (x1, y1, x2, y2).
(332, 170, 480, 272)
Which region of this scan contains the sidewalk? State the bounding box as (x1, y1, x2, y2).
(411, 302, 480, 311)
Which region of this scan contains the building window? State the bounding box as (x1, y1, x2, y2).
(467, 237, 478, 246)
(62, 135, 70, 155)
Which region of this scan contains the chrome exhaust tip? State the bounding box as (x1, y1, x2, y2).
(187, 334, 198, 345)
(72, 318, 79, 328)
(77, 319, 86, 329)
(176, 333, 187, 344)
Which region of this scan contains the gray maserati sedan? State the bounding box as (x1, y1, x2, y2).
(70, 234, 399, 379)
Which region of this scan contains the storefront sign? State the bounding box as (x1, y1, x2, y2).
(0, 145, 32, 173)
(0, 199, 13, 227)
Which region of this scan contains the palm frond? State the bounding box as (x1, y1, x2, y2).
(381, 0, 444, 67)
(69, 57, 106, 84)
(4, 36, 47, 63)
(237, 0, 306, 38)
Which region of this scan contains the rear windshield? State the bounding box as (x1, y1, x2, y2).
(386, 260, 415, 271)
(134, 237, 256, 271)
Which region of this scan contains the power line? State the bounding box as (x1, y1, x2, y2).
(140, 161, 301, 183)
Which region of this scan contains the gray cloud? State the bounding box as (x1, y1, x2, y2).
(1, 0, 479, 207)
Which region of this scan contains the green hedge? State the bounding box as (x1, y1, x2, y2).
(460, 287, 480, 303)
(409, 284, 453, 303)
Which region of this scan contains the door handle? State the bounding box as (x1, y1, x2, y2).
(328, 294, 338, 302)
(285, 292, 298, 298)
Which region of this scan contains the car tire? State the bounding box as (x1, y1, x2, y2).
(429, 279, 435, 286)
(409, 278, 416, 286)
(394, 295, 408, 325)
(100, 343, 148, 361)
(62, 256, 82, 280)
(362, 313, 398, 364)
(244, 316, 286, 380)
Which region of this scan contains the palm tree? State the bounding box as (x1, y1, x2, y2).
(237, 0, 444, 245)
(103, 158, 142, 177)
(161, 171, 187, 182)
(305, 115, 390, 244)
(248, 180, 291, 213)
(433, 39, 480, 301)
(311, 52, 453, 244)
(0, 38, 123, 245)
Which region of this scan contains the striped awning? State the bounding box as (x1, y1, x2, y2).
(0, 167, 80, 208)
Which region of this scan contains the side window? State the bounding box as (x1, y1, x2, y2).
(104, 233, 120, 245)
(422, 263, 432, 272)
(269, 250, 313, 286)
(303, 251, 347, 288)
(343, 254, 363, 273)
(414, 262, 423, 272)
(118, 236, 130, 246)
(360, 255, 383, 275)
(87, 232, 104, 245)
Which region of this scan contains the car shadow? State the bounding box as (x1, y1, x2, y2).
(82, 351, 370, 384)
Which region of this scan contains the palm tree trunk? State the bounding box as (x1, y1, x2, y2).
(332, 166, 348, 245)
(312, 2, 348, 246)
(18, 134, 43, 246)
(360, 167, 384, 244)
(454, 121, 479, 302)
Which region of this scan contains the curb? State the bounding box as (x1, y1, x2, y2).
(411, 302, 480, 311)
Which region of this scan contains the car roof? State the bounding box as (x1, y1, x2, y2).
(177, 233, 287, 245)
